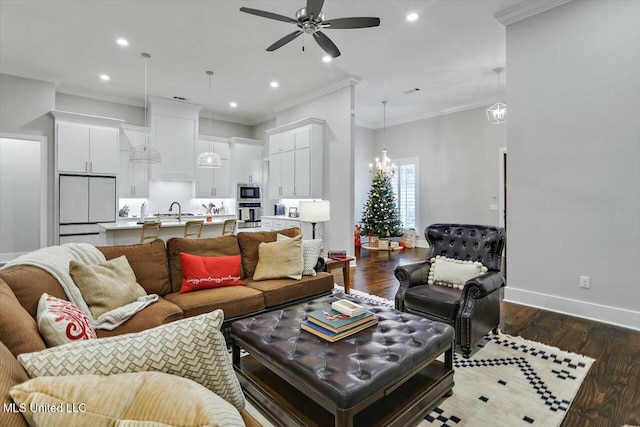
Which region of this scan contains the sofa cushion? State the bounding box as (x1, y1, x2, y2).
(244, 272, 334, 307)
(10, 372, 244, 427)
(0, 265, 68, 319)
(94, 297, 183, 338)
(179, 253, 245, 293)
(0, 279, 47, 357)
(98, 239, 172, 296)
(254, 235, 304, 281)
(237, 227, 300, 279)
(164, 286, 265, 319)
(37, 293, 97, 347)
(18, 310, 245, 411)
(0, 342, 29, 427)
(166, 235, 241, 293)
(277, 234, 323, 276)
(69, 255, 148, 318)
(404, 284, 462, 321)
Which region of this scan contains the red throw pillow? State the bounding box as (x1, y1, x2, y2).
(179, 253, 245, 293)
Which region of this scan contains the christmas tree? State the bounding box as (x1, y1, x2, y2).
(360, 170, 403, 237)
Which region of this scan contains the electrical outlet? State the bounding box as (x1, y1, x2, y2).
(579, 276, 591, 289)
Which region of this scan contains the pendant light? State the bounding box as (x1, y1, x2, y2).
(368, 100, 395, 176)
(130, 52, 161, 162)
(486, 67, 507, 125)
(196, 71, 222, 168)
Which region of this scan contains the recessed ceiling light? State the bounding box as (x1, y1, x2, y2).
(116, 38, 129, 46)
(407, 12, 419, 22)
(270, 81, 279, 88)
(230, 102, 237, 108)
(99, 74, 110, 81)
(322, 55, 332, 63)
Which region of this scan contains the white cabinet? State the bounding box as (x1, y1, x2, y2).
(231, 138, 263, 184)
(267, 119, 323, 199)
(119, 126, 149, 198)
(59, 175, 116, 224)
(57, 122, 119, 174)
(195, 137, 231, 198)
(148, 97, 200, 181)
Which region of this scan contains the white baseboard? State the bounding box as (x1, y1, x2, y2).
(504, 287, 640, 331)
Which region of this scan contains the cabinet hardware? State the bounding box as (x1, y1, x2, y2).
(85, 161, 89, 172)
(89, 161, 93, 172)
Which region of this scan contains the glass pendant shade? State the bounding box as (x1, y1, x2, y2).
(196, 151, 222, 168)
(486, 102, 507, 124)
(131, 52, 161, 163)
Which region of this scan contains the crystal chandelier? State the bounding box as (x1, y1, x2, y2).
(196, 71, 222, 168)
(486, 67, 507, 125)
(131, 53, 161, 163)
(369, 101, 395, 176)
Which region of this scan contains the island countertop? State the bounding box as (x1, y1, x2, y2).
(98, 218, 230, 231)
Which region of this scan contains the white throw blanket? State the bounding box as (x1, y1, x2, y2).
(1, 243, 158, 330)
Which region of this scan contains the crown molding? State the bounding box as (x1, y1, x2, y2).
(495, 0, 573, 26)
(50, 110, 124, 126)
(273, 75, 362, 114)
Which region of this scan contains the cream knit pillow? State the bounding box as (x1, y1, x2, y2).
(428, 256, 488, 289)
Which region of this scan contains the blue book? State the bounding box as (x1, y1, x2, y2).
(301, 318, 378, 342)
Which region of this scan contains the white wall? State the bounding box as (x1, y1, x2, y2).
(366, 106, 505, 242)
(56, 93, 145, 125)
(505, 0, 640, 330)
(0, 73, 55, 244)
(199, 118, 252, 139)
(276, 86, 355, 256)
(354, 125, 375, 225)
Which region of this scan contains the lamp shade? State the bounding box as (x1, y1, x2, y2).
(299, 200, 330, 223)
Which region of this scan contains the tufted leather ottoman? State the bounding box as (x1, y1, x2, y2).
(231, 293, 454, 427)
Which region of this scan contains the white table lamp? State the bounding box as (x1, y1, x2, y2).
(298, 200, 330, 239)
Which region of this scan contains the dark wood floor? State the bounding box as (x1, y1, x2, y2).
(327, 246, 640, 427)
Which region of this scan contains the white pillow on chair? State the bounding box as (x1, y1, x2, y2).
(427, 256, 488, 289)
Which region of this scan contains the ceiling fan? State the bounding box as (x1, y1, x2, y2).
(239, 0, 380, 58)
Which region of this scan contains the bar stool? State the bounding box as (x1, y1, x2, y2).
(184, 220, 204, 238)
(222, 219, 237, 236)
(140, 222, 161, 243)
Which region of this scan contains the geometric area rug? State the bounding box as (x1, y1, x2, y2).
(245, 287, 595, 427)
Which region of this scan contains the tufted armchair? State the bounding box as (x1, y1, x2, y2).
(394, 224, 505, 357)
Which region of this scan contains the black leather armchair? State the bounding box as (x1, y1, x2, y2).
(394, 224, 505, 357)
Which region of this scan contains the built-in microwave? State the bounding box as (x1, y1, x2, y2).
(237, 184, 261, 202)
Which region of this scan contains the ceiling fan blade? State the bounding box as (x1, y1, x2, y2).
(266, 30, 303, 51)
(306, 0, 325, 19)
(239, 7, 298, 24)
(313, 31, 341, 58)
(322, 17, 381, 29)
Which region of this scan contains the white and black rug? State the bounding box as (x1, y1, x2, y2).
(245, 287, 595, 427)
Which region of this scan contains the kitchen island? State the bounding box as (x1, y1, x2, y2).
(98, 214, 235, 246)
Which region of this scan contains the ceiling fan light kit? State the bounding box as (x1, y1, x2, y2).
(240, 0, 380, 58)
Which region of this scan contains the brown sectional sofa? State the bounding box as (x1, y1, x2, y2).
(0, 227, 334, 427)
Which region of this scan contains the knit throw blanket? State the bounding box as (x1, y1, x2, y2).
(1, 243, 157, 330)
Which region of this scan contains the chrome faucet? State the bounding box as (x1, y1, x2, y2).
(169, 202, 182, 222)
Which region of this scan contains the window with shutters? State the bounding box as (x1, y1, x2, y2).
(390, 158, 418, 230)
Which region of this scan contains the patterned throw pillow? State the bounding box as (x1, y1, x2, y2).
(427, 256, 488, 289)
(36, 293, 97, 347)
(18, 310, 245, 411)
(277, 234, 323, 276)
(179, 253, 245, 293)
(10, 372, 244, 427)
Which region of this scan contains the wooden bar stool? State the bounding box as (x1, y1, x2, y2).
(140, 222, 161, 243)
(222, 219, 237, 236)
(184, 220, 204, 238)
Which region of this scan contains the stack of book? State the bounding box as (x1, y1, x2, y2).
(301, 300, 378, 342)
(327, 250, 347, 260)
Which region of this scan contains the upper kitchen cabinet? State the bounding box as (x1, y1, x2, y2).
(53, 111, 122, 175)
(148, 97, 200, 181)
(119, 125, 149, 198)
(231, 137, 263, 185)
(266, 118, 324, 199)
(195, 137, 231, 198)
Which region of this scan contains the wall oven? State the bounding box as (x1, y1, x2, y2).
(237, 183, 261, 202)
